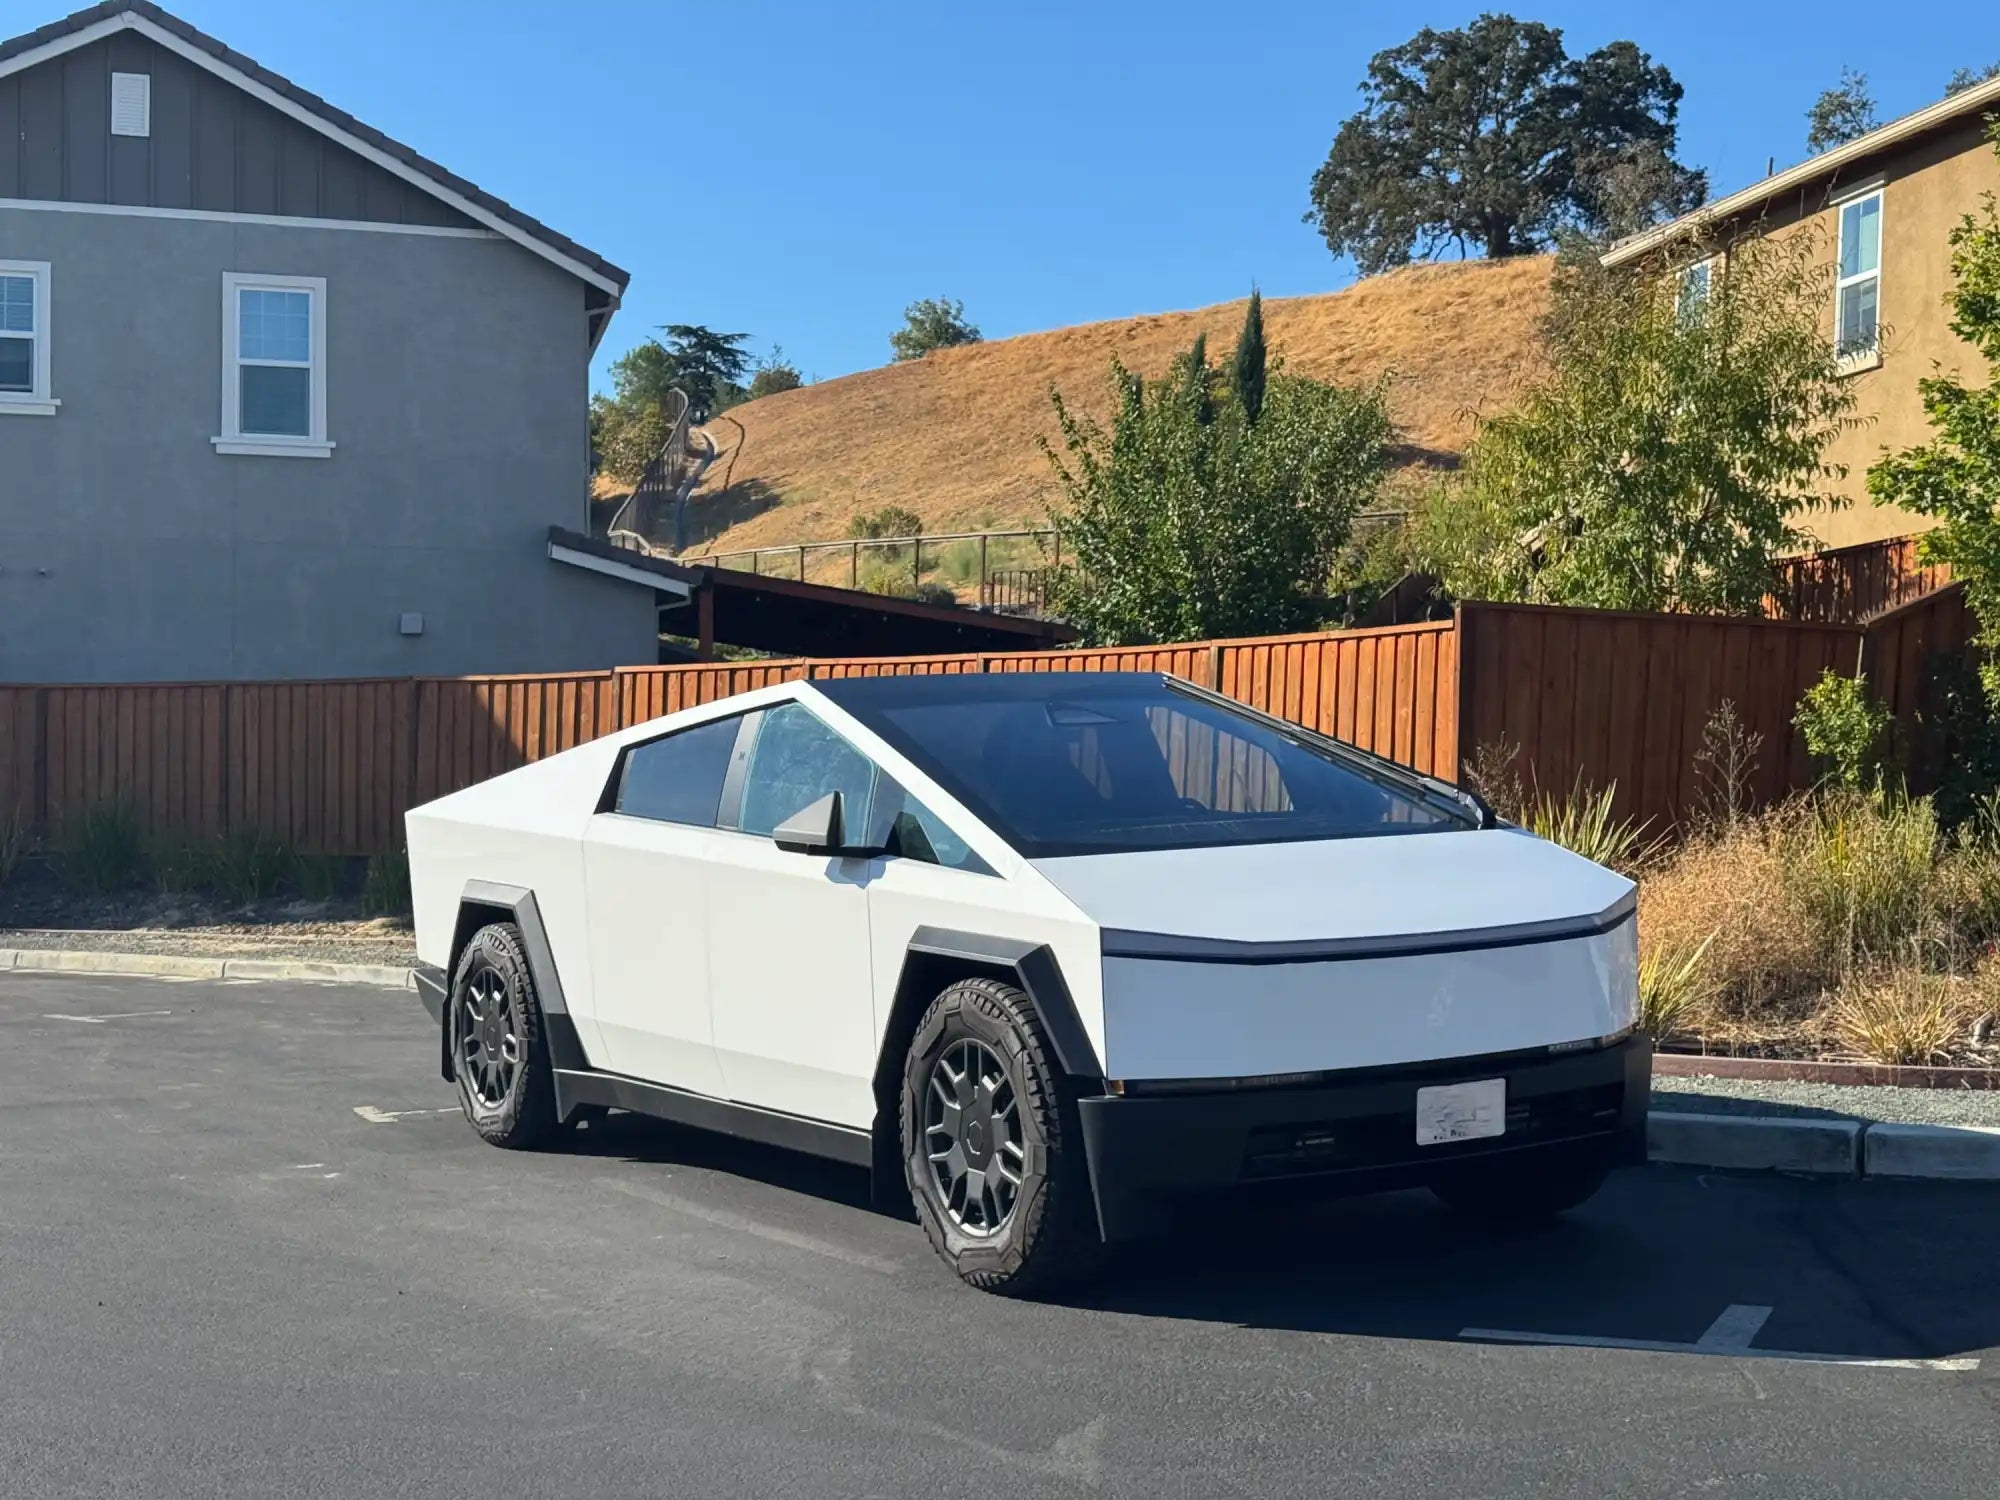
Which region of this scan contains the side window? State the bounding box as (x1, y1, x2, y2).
(866, 776, 993, 874)
(614, 715, 743, 827)
(1836, 190, 1882, 363)
(737, 702, 878, 838)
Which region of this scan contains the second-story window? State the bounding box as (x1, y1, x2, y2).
(1836, 190, 1882, 364)
(1676, 257, 1714, 324)
(216, 272, 332, 458)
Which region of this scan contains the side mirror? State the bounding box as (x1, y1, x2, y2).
(771, 791, 888, 859)
(773, 791, 845, 854)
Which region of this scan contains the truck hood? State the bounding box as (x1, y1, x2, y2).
(1031, 828, 1633, 949)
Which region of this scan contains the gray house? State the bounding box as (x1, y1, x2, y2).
(0, 1, 666, 682)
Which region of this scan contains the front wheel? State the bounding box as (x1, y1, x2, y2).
(1429, 1151, 1614, 1222)
(901, 977, 1103, 1295)
(449, 922, 559, 1150)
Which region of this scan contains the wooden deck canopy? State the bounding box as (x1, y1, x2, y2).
(547, 528, 1075, 659)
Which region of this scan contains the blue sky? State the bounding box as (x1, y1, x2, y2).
(43, 1, 2000, 390)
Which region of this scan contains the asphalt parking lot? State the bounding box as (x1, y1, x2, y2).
(4, 972, 1999, 1499)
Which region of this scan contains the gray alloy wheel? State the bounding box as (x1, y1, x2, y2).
(455, 961, 523, 1109)
(449, 922, 559, 1150)
(921, 1037, 1027, 1236)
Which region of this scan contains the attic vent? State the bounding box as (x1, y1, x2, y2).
(110, 72, 151, 137)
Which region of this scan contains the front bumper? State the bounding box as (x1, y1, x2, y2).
(1077, 1034, 1650, 1241)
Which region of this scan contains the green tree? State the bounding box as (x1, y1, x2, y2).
(1870, 128, 2000, 699)
(590, 339, 681, 485)
(659, 324, 752, 419)
(1807, 68, 1877, 154)
(1041, 344, 1393, 645)
(746, 344, 804, 400)
(890, 297, 982, 361)
(1304, 15, 1704, 273)
(1948, 63, 2000, 95)
(1231, 289, 1268, 424)
(1414, 229, 1860, 613)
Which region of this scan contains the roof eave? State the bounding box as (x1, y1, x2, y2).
(1602, 74, 2000, 268)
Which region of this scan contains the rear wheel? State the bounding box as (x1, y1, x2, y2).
(449, 923, 559, 1150)
(1429, 1151, 1614, 1222)
(901, 977, 1103, 1295)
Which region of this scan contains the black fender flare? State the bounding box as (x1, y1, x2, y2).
(442, 881, 592, 1083)
(868, 926, 1102, 1212)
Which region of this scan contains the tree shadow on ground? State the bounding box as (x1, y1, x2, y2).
(682, 479, 788, 552)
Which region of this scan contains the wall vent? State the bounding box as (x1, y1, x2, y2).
(110, 72, 151, 138)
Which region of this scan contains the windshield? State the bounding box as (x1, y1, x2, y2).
(845, 677, 1471, 858)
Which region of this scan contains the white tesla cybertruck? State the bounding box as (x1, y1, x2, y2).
(407, 672, 1645, 1294)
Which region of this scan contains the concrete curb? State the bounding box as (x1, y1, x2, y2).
(1650, 1111, 2000, 1183)
(0, 947, 414, 990)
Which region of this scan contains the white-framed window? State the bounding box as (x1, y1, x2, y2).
(1676, 256, 1715, 324)
(1836, 189, 1883, 367)
(215, 272, 331, 458)
(0, 260, 56, 415)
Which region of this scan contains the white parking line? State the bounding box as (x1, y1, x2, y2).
(1460, 1303, 1979, 1371)
(352, 1105, 458, 1124)
(43, 1010, 174, 1024)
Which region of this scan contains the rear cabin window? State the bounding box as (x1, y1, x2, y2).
(614, 716, 742, 827)
(850, 681, 1469, 858)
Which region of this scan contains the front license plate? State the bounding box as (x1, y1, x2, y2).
(1415, 1078, 1506, 1145)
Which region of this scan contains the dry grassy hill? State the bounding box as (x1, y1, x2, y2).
(677, 257, 1552, 558)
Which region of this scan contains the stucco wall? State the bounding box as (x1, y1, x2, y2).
(1732, 117, 2000, 548)
(0, 207, 658, 681)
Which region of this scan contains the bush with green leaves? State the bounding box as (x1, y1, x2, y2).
(362, 848, 412, 917)
(54, 803, 146, 893)
(1524, 776, 1656, 875)
(209, 825, 293, 904)
(1415, 229, 1859, 613)
(1794, 670, 1893, 793)
(291, 853, 347, 902)
(1044, 296, 1392, 645)
(0, 808, 32, 887)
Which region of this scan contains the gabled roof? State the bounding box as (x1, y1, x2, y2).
(1603, 73, 2000, 269)
(0, 1, 629, 298)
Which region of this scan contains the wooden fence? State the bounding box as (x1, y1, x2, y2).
(0, 621, 1456, 855)
(1766, 534, 1950, 623)
(0, 584, 1972, 855)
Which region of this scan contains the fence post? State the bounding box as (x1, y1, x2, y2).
(31, 685, 48, 838)
(1452, 604, 1474, 784)
(850, 540, 859, 590)
(797, 545, 806, 583)
(913, 538, 923, 592)
(979, 535, 990, 606)
(1208, 644, 1225, 692)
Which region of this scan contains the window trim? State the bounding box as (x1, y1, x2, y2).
(1675, 254, 1715, 325)
(1835, 189, 1884, 373)
(0, 259, 56, 415)
(216, 271, 332, 457)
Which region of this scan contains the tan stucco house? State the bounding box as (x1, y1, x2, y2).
(1602, 75, 2000, 548)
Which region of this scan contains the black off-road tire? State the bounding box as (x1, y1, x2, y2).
(449, 923, 560, 1151)
(901, 977, 1104, 1296)
(1430, 1151, 1614, 1222)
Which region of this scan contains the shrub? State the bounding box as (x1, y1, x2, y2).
(1639, 812, 1825, 1027)
(1461, 736, 1527, 825)
(53, 803, 146, 893)
(849, 505, 923, 542)
(1637, 933, 1714, 1040)
(1777, 792, 1942, 970)
(291, 853, 347, 902)
(210, 825, 293, 904)
(1524, 776, 1655, 874)
(147, 827, 212, 894)
(1795, 669, 1893, 792)
(0, 808, 33, 886)
(362, 847, 412, 917)
(1690, 699, 1763, 834)
(1832, 969, 1976, 1064)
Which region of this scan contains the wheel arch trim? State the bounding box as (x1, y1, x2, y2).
(444, 881, 591, 1080)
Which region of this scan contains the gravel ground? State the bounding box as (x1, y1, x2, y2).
(0, 922, 416, 967)
(1654, 1072, 2000, 1128)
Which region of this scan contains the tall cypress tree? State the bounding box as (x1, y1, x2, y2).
(1232, 289, 1267, 424)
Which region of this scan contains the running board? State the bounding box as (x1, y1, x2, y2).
(552, 1068, 873, 1167)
